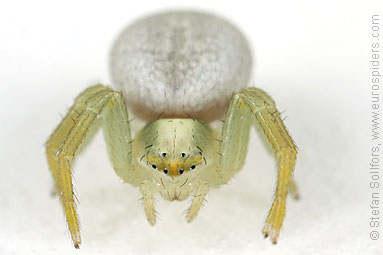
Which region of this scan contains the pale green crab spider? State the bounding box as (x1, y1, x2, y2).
(46, 11, 299, 249)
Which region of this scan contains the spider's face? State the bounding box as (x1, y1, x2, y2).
(138, 119, 212, 178)
(147, 151, 203, 177)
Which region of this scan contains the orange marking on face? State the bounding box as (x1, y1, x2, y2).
(169, 162, 180, 176)
(148, 152, 203, 177)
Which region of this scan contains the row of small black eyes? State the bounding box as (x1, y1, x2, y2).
(151, 164, 196, 174)
(160, 152, 188, 158)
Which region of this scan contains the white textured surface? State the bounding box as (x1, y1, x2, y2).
(0, 1, 380, 255)
(110, 11, 251, 121)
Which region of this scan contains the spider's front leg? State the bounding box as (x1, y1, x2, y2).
(46, 85, 134, 248)
(217, 87, 298, 244)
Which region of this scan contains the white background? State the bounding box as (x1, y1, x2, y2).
(0, 0, 381, 254)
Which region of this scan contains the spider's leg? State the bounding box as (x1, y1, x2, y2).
(46, 85, 106, 196)
(101, 88, 136, 183)
(288, 176, 300, 200)
(214, 92, 253, 185)
(46, 85, 127, 248)
(186, 181, 209, 222)
(215, 87, 298, 244)
(241, 88, 298, 244)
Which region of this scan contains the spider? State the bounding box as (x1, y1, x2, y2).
(46, 10, 299, 249)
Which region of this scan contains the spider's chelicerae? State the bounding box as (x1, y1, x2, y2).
(46, 11, 299, 249)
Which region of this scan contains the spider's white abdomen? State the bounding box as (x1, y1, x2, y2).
(110, 11, 252, 121)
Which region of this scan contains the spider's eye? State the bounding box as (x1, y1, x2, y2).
(151, 164, 157, 169)
(190, 165, 196, 170)
(164, 168, 169, 174)
(178, 169, 184, 174)
(161, 152, 167, 157)
(181, 152, 187, 158)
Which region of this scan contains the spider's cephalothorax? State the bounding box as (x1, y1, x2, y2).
(46, 11, 299, 249)
(134, 119, 218, 202)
